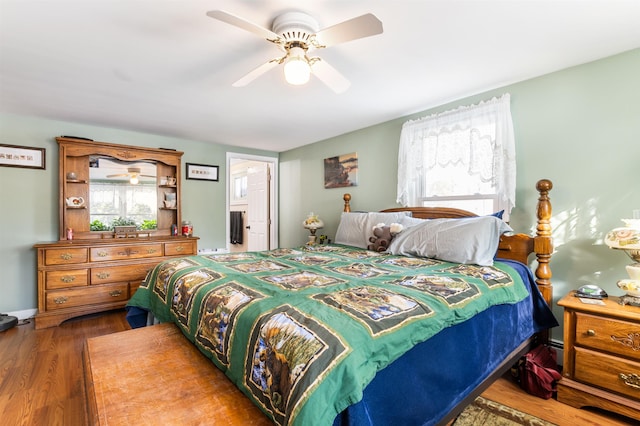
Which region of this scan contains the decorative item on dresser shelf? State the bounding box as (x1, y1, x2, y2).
(605, 215, 640, 307)
(114, 225, 138, 238)
(303, 212, 324, 244)
(557, 292, 640, 422)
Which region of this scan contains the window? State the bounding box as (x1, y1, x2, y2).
(231, 172, 248, 203)
(396, 94, 516, 220)
(90, 181, 157, 228)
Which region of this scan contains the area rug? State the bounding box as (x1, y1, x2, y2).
(452, 396, 557, 426)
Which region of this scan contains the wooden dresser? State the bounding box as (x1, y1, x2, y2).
(34, 237, 198, 329)
(35, 136, 198, 329)
(557, 292, 640, 421)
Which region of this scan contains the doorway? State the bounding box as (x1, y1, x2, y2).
(226, 153, 278, 252)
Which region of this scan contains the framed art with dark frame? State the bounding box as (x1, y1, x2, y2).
(186, 163, 219, 181)
(0, 144, 46, 169)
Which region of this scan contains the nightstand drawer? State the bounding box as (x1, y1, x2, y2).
(575, 347, 640, 400)
(46, 283, 128, 310)
(45, 269, 89, 289)
(575, 312, 640, 359)
(90, 244, 163, 262)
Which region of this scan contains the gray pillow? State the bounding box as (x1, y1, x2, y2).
(335, 211, 412, 249)
(387, 216, 513, 266)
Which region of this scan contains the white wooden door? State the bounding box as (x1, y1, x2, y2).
(247, 163, 270, 251)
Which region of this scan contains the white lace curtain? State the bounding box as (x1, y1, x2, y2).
(396, 94, 516, 218)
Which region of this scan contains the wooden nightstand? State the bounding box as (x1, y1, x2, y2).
(557, 292, 640, 421)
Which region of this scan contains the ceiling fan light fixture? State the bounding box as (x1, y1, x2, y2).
(284, 46, 310, 85)
(129, 176, 139, 185)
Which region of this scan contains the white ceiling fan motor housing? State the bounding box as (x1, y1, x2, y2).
(272, 12, 319, 46)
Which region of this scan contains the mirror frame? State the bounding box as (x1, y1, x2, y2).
(57, 137, 184, 240)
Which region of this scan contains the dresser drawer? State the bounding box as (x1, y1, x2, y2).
(575, 312, 640, 359)
(574, 347, 640, 400)
(45, 269, 89, 289)
(44, 248, 88, 265)
(90, 262, 156, 285)
(130, 280, 143, 297)
(90, 244, 163, 262)
(165, 241, 196, 256)
(45, 283, 129, 310)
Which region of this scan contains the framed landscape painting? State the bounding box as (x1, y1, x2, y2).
(324, 152, 358, 189)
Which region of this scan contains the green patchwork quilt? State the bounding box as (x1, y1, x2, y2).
(127, 244, 529, 426)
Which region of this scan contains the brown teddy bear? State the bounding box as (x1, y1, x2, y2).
(367, 222, 403, 252)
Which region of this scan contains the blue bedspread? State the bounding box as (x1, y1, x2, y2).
(333, 259, 558, 425)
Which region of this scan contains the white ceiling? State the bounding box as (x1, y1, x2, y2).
(1, 1, 639, 152)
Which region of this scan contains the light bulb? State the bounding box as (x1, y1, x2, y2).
(284, 46, 310, 86)
(130, 176, 139, 185)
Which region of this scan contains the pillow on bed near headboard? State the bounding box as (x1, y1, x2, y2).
(399, 210, 505, 229)
(387, 216, 513, 266)
(335, 211, 413, 249)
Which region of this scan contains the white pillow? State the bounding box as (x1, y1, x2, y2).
(335, 211, 412, 249)
(400, 216, 427, 228)
(387, 216, 513, 266)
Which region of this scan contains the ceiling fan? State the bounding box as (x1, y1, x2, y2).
(106, 167, 154, 184)
(207, 10, 383, 93)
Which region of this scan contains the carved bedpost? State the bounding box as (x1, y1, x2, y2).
(533, 179, 553, 308)
(343, 193, 351, 212)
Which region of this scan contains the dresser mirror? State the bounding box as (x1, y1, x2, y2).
(57, 136, 183, 240)
(88, 157, 158, 231)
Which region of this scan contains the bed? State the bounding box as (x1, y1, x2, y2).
(126, 179, 557, 426)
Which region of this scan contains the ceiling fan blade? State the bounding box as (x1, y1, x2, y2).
(106, 173, 128, 178)
(311, 59, 351, 94)
(232, 58, 282, 87)
(207, 10, 280, 42)
(313, 13, 383, 48)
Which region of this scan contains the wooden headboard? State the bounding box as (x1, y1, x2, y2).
(342, 179, 554, 307)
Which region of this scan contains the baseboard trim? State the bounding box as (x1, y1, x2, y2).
(5, 308, 37, 321)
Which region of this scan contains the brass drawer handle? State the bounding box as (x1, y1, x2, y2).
(54, 296, 69, 304)
(61, 253, 73, 260)
(620, 373, 640, 390)
(147, 248, 157, 254)
(97, 251, 108, 257)
(586, 329, 596, 337)
(175, 246, 184, 252)
(611, 332, 640, 351)
(61, 275, 76, 283)
(129, 250, 139, 255)
(117, 251, 128, 256)
(96, 272, 110, 280)
(110, 290, 123, 297)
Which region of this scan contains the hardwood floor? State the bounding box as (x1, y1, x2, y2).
(0, 310, 632, 425)
(0, 311, 130, 425)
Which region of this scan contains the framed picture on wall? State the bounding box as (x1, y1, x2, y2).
(0, 144, 46, 169)
(186, 163, 219, 181)
(324, 152, 358, 188)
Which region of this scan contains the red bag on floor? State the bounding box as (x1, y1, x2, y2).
(517, 345, 562, 399)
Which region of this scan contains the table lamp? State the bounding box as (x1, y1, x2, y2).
(303, 212, 324, 245)
(605, 217, 640, 299)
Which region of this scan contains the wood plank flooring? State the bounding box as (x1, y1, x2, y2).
(0, 310, 632, 425)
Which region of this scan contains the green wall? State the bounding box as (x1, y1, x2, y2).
(279, 49, 640, 340)
(0, 115, 276, 316)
